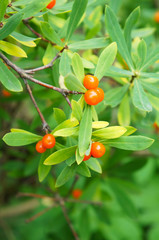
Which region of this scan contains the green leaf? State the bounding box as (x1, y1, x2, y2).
(147, 93, 159, 111)
(132, 27, 155, 38)
(44, 146, 76, 165)
(0, 40, 27, 58)
(40, 21, 62, 46)
(55, 163, 77, 188)
(141, 81, 159, 98)
(42, 43, 55, 65)
(3, 131, 42, 146)
(91, 106, 98, 121)
(105, 6, 134, 70)
(71, 100, 83, 122)
(0, 60, 23, 92)
(68, 37, 110, 50)
(10, 32, 37, 47)
(108, 180, 137, 218)
(136, 39, 147, 69)
(132, 79, 152, 112)
(123, 126, 136, 136)
(85, 158, 102, 173)
(95, 42, 117, 81)
(20, 0, 51, 19)
(38, 151, 51, 182)
(77, 162, 91, 177)
(140, 46, 159, 71)
(72, 53, 84, 82)
(103, 136, 154, 150)
(117, 158, 148, 174)
(118, 94, 130, 126)
(104, 84, 129, 107)
(92, 121, 109, 129)
(0, 12, 23, 40)
(0, 0, 9, 22)
(66, 0, 88, 41)
(78, 105, 92, 156)
(93, 126, 127, 139)
(75, 147, 84, 165)
(124, 7, 140, 52)
(64, 73, 86, 92)
(53, 127, 79, 137)
(52, 119, 79, 134)
(59, 50, 71, 76)
(53, 108, 66, 124)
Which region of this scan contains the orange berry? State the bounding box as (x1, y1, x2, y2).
(72, 189, 82, 199)
(36, 140, 46, 153)
(154, 11, 159, 23)
(2, 89, 11, 97)
(96, 87, 104, 102)
(42, 134, 56, 149)
(153, 122, 159, 133)
(83, 152, 91, 161)
(83, 75, 99, 90)
(84, 88, 99, 105)
(91, 142, 105, 158)
(47, 0, 56, 9)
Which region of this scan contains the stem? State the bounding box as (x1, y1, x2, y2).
(23, 78, 50, 133)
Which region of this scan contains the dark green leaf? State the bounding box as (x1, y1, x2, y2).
(38, 151, 51, 182)
(77, 162, 91, 177)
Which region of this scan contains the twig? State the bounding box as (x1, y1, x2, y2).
(23, 78, 50, 133)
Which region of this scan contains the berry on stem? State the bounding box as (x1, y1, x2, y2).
(72, 189, 82, 199)
(36, 140, 46, 153)
(42, 134, 56, 149)
(84, 88, 99, 105)
(47, 0, 56, 9)
(91, 142, 105, 158)
(83, 75, 99, 90)
(83, 152, 91, 161)
(96, 87, 104, 102)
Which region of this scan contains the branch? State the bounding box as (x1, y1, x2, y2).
(23, 78, 50, 133)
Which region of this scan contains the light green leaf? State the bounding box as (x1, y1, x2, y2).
(66, 0, 88, 41)
(52, 119, 79, 134)
(93, 126, 127, 139)
(44, 146, 76, 165)
(53, 127, 79, 137)
(105, 84, 129, 107)
(53, 108, 66, 124)
(141, 81, 159, 98)
(3, 132, 42, 146)
(86, 158, 102, 173)
(71, 100, 83, 121)
(38, 151, 51, 182)
(75, 147, 84, 165)
(10, 32, 37, 47)
(140, 46, 159, 71)
(42, 43, 55, 65)
(59, 50, 71, 77)
(0, 12, 23, 40)
(55, 163, 77, 188)
(123, 126, 137, 136)
(103, 136, 154, 150)
(77, 162, 91, 177)
(132, 79, 152, 112)
(0, 0, 9, 22)
(92, 121, 109, 129)
(147, 94, 159, 111)
(137, 39, 147, 69)
(91, 106, 98, 121)
(72, 53, 84, 82)
(64, 73, 86, 92)
(0, 40, 27, 58)
(95, 42, 117, 81)
(0, 60, 23, 92)
(105, 6, 134, 70)
(78, 105, 92, 156)
(68, 37, 110, 50)
(118, 94, 130, 126)
(40, 21, 62, 46)
(124, 7, 140, 52)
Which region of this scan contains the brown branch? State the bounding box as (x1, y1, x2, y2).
(23, 78, 50, 133)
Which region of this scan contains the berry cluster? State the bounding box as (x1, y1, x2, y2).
(84, 75, 104, 105)
(36, 134, 56, 153)
(83, 142, 105, 161)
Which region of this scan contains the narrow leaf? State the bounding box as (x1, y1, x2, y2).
(64, 73, 86, 92)
(86, 158, 102, 173)
(38, 151, 51, 182)
(118, 94, 130, 126)
(72, 53, 84, 82)
(0, 0, 9, 22)
(40, 22, 62, 46)
(93, 126, 127, 139)
(0, 40, 27, 58)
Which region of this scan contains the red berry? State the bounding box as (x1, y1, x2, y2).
(83, 152, 91, 161)
(36, 140, 46, 153)
(2, 89, 11, 97)
(154, 11, 159, 23)
(91, 142, 105, 158)
(96, 87, 104, 102)
(72, 189, 82, 199)
(84, 89, 99, 105)
(47, 0, 56, 9)
(83, 75, 99, 90)
(42, 134, 56, 149)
